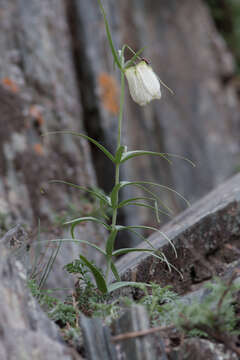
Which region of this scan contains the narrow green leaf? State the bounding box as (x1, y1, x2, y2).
(119, 149, 195, 167)
(38, 247, 56, 289)
(113, 247, 155, 256)
(122, 201, 160, 216)
(119, 201, 170, 221)
(65, 216, 110, 239)
(119, 181, 190, 207)
(154, 200, 160, 223)
(120, 150, 172, 164)
(39, 240, 62, 289)
(126, 225, 177, 258)
(106, 228, 118, 257)
(120, 201, 155, 211)
(65, 216, 110, 230)
(110, 261, 120, 281)
(115, 182, 173, 216)
(50, 180, 110, 205)
(120, 184, 173, 217)
(118, 196, 153, 208)
(96, 0, 122, 70)
(155, 75, 175, 95)
(150, 251, 183, 278)
(43, 131, 115, 163)
(114, 145, 126, 164)
(70, 223, 76, 239)
(150, 251, 172, 272)
(108, 281, 151, 293)
(158, 152, 196, 167)
(33, 238, 106, 256)
(112, 248, 176, 276)
(133, 184, 173, 216)
(117, 181, 173, 213)
(124, 46, 146, 69)
(116, 225, 155, 249)
(79, 255, 108, 293)
(111, 246, 182, 278)
(120, 44, 128, 59)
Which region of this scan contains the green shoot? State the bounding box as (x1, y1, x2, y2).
(45, 0, 195, 294)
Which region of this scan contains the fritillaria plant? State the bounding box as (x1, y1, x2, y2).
(47, 0, 194, 294)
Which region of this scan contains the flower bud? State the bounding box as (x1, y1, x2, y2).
(125, 61, 161, 106)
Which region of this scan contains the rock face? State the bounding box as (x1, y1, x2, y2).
(81, 174, 240, 360)
(0, 0, 93, 228)
(1, 1, 240, 358)
(2, 175, 240, 359)
(81, 303, 239, 360)
(0, 236, 82, 360)
(0, 0, 106, 289)
(116, 173, 240, 294)
(68, 0, 240, 230)
(0, 0, 240, 285)
(175, 338, 238, 360)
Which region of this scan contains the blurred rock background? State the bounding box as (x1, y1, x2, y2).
(0, 0, 240, 288)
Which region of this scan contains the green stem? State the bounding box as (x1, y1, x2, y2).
(117, 68, 125, 150)
(106, 60, 125, 284)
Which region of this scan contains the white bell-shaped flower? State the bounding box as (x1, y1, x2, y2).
(125, 61, 161, 106)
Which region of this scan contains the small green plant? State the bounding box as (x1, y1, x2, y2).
(175, 277, 240, 336)
(137, 275, 240, 348)
(29, 259, 240, 356)
(64, 257, 109, 316)
(28, 277, 83, 347)
(28, 278, 76, 324)
(63, 261, 179, 325)
(45, 0, 195, 294)
(138, 283, 179, 326)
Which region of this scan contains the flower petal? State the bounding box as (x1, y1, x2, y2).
(125, 61, 161, 106)
(136, 61, 161, 100)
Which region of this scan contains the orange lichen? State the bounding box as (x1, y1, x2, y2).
(2, 77, 19, 93)
(33, 143, 44, 156)
(29, 105, 44, 126)
(98, 72, 119, 115)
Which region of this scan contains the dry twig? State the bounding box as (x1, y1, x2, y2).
(112, 324, 174, 342)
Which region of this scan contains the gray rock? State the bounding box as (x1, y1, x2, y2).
(0, 223, 28, 250)
(1, 0, 240, 286)
(171, 338, 238, 360)
(80, 315, 116, 360)
(0, 0, 106, 289)
(115, 173, 240, 294)
(112, 305, 158, 360)
(0, 239, 82, 360)
(68, 0, 240, 235)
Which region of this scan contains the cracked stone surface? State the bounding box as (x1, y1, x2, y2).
(115, 173, 240, 295)
(0, 234, 82, 360)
